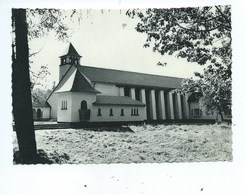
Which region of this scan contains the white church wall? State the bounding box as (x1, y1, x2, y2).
(41, 107, 50, 119)
(189, 102, 214, 120)
(47, 93, 58, 119)
(93, 82, 119, 96)
(90, 105, 146, 122)
(32, 107, 50, 120)
(57, 92, 73, 122)
(70, 92, 97, 122)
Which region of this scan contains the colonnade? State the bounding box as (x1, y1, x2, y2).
(118, 86, 190, 120)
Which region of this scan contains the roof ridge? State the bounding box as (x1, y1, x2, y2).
(60, 43, 82, 58)
(80, 65, 185, 80)
(46, 65, 75, 101)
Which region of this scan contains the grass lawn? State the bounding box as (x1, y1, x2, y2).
(12, 124, 232, 164)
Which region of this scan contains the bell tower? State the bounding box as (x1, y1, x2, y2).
(59, 43, 82, 81)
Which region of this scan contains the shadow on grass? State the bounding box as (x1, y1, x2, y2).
(85, 126, 135, 133)
(13, 148, 70, 164)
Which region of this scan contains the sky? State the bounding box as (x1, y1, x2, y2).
(29, 9, 204, 90)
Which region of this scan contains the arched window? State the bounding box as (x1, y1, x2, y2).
(66, 57, 70, 64)
(37, 108, 42, 118)
(81, 100, 87, 110)
(109, 108, 113, 116)
(97, 108, 102, 116)
(120, 108, 124, 116)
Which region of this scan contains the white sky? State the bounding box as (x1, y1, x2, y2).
(29, 9, 204, 89)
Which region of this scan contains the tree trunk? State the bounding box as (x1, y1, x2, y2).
(12, 9, 37, 163)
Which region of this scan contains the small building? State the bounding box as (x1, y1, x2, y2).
(32, 101, 51, 120)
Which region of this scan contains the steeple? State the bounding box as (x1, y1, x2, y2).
(59, 43, 82, 66)
(59, 43, 82, 81)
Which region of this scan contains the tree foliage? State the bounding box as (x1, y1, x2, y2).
(27, 9, 70, 40)
(127, 5, 232, 119)
(127, 6, 231, 65)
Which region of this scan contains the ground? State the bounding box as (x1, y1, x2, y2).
(12, 124, 232, 164)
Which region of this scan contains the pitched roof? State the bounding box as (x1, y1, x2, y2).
(55, 68, 100, 94)
(60, 43, 81, 58)
(93, 95, 146, 106)
(77, 65, 184, 89)
(33, 101, 50, 108)
(71, 69, 100, 93)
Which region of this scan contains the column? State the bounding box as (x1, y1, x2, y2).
(130, 88, 136, 100)
(176, 92, 183, 119)
(139, 89, 146, 103)
(168, 91, 174, 120)
(139, 89, 147, 120)
(183, 93, 190, 119)
(149, 89, 157, 120)
(158, 90, 166, 120)
(119, 87, 125, 96)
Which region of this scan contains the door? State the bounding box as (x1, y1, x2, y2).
(80, 100, 90, 120)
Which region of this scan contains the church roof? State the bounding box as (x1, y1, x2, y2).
(55, 68, 100, 94)
(93, 95, 146, 106)
(71, 69, 100, 93)
(33, 101, 50, 108)
(77, 65, 184, 90)
(60, 43, 81, 58)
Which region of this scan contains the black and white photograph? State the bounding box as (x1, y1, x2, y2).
(12, 6, 232, 164)
(1, 0, 245, 195)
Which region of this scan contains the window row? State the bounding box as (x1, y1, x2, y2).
(131, 108, 139, 116)
(61, 58, 80, 65)
(61, 100, 67, 110)
(191, 109, 202, 117)
(97, 108, 139, 117)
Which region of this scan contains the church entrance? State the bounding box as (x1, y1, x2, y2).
(79, 100, 90, 121)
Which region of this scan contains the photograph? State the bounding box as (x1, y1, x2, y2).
(11, 6, 232, 165)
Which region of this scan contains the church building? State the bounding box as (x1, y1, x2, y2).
(43, 43, 212, 123)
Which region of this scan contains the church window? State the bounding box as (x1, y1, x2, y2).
(109, 108, 113, 116)
(191, 109, 201, 117)
(131, 108, 139, 116)
(120, 108, 124, 116)
(136, 108, 139, 116)
(66, 57, 69, 63)
(97, 108, 102, 116)
(61, 100, 67, 110)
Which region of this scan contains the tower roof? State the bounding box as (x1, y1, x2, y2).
(60, 43, 81, 58)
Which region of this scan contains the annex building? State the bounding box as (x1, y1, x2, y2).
(34, 43, 212, 123)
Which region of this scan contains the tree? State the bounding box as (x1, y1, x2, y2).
(12, 8, 69, 163)
(32, 88, 53, 105)
(127, 5, 231, 121)
(181, 68, 231, 122)
(12, 9, 37, 163)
